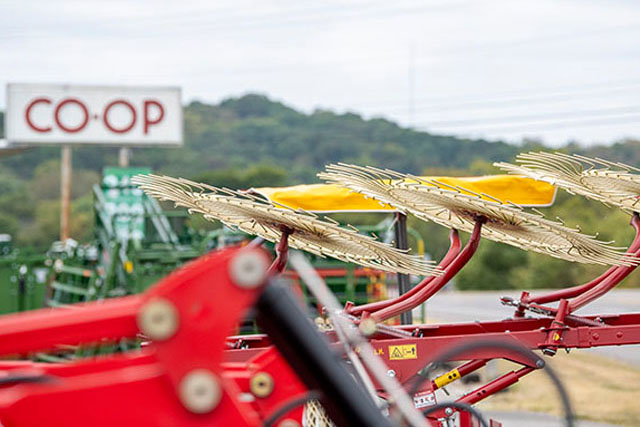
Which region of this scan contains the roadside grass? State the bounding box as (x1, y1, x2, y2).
(476, 351, 640, 426)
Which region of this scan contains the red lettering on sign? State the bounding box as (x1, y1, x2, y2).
(103, 99, 136, 133)
(143, 100, 164, 134)
(54, 98, 89, 133)
(25, 98, 52, 132)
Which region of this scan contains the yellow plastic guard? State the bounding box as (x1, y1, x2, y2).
(253, 175, 557, 213)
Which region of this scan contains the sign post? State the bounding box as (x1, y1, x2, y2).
(5, 83, 183, 241)
(60, 145, 71, 241)
(118, 147, 131, 167)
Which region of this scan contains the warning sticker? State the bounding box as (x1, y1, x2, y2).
(388, 344, 417, 360)
(413, 391, 436, 409)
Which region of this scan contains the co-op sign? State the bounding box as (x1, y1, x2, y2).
(5, 83, 182, 146)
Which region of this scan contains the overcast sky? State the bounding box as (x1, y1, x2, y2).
(1, 0, 640, 146)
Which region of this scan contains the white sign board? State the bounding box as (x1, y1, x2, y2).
(5, 83, 182, 146)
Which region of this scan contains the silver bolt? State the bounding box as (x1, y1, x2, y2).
(137, 298, 179, 340)
(536, 359, 545, 368)
(358, 318, 377, 336)
(387, 370, 396, 378)
(230, 250, 269, 288)
(179, 369, 221, 413)
(445, 407, 454, 416)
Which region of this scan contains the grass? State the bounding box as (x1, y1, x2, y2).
(476, 351, 640, 426)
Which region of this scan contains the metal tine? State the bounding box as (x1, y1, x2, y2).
(553, 152, 590, 172)
(530, 207, 547, 218)
(327, 163, 374, 181)
(454, 184, 485, 199)
(505, 199, 524, 210)
(424, 178, 460, 193)
(534, 152, 584, 176)
(322, 215, 340, 226)
(480, 192, 504, 204)
(543, 152, 588, 177)
(518, 152, 580, 176)
(346, 223, 361, 233)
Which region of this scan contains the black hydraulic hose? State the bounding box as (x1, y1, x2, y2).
(255, 279, 391, 427)
(409, 339, 574, 427)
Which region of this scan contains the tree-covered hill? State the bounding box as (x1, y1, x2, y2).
(0, 94, 523, 183)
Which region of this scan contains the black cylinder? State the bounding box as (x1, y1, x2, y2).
(255, 280, 391, 427)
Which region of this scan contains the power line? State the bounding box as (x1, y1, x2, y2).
(357, 82, 640, 114)
(422, 112, 640, 133)
(424, 105, 640, 128)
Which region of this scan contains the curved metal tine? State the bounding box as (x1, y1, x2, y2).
(480, 192, 505, 204)
(535, 152, 585, 176)
(529, 207, 546, 219)
(591, 156, 638, 172)
(505, 199, 525, 210)
(420, 178, 459, 193)
(331, 163, 380, 181)
(570, 153, 599, 171)
(345, 223, 361, 233)
(517, 152, 581, 177)
(453, 185, 485, 199)
(322, 216, 340, 226)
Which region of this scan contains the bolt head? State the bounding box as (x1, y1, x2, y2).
(445, 407, 454, 416)
(230, 250, 269, 288)
(249, 371, 274, 398)
(387, 370, 396, 377)
(358, 318, 377, 336)
(179, 369, 221, 414)
(137, 298, 179, 340)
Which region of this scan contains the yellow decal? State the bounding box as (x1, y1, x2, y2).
(388, 344, 417, 360)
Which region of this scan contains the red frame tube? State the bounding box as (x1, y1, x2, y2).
(528, 213, 640, 306)
(267, 226, 293, 275)
(348, 229, 462, 316)
(457, 366, 535, 406)
(370, 219, 485, 322)
(570, 247, 640, 311)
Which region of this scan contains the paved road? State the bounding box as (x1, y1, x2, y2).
(417, 288, 640, 366)
(483, 411, 614, 427)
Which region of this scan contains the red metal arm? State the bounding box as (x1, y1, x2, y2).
(267, 226, 293, 275)
(0, 247, 275, 427)
(457, 366, 535, 406)
(527, 212, 640, 306)
(569, 248, 640, 311)
(0, 295, 141, 356)
(369, 219, 484, 322)
(347, 229, 462, 316)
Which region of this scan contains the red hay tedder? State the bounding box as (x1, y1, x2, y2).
(1, 152, 639, 427)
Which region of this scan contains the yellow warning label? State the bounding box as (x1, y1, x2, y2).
(388, 344, 417, 360)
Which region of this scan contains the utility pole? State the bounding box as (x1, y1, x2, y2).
(60, 145, 72, 241)
(394, 212, 412, 324)
(119, 147, 131, 167)
(408, 40, 416, 126)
